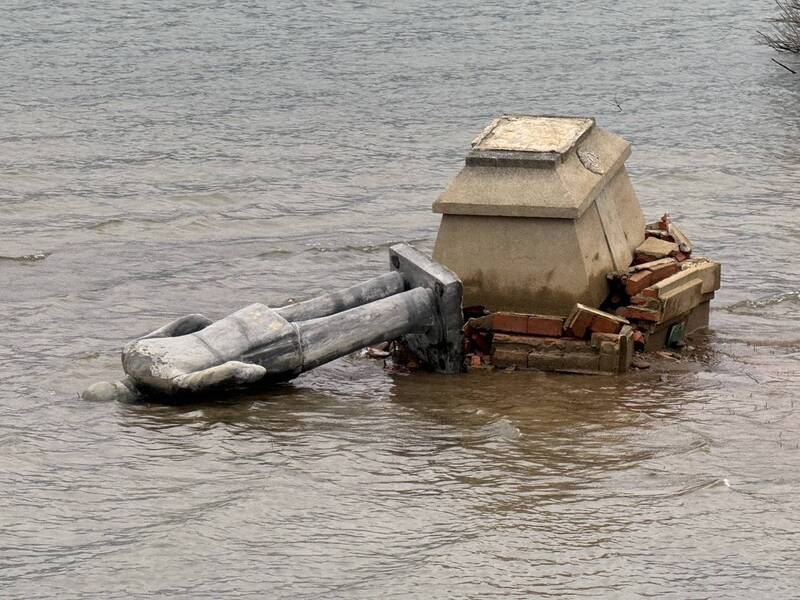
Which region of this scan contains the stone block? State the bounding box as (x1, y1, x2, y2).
(618, 326, 634, 372)
(558, 352, 601, 374)
(642, 259, 721, 299)
(679, 259, 721, 294)
(590, 331, 622, 349)
(635, 237, 679, 261)
(525, 351, 566, 372)
(668, 223, 692, 254)
(598, 348, 620, 374)
(492, 346, 529, 369)
(643, 300, 711, 351)
(389, 243, 464, 373)
(686, 299, 711, 333)
(599, 340, 618, 355)
(590, 328, 633, 374)
(492, 333, 592, 354)
(660, 278, 703, 322)
(527, 350, 600, 374)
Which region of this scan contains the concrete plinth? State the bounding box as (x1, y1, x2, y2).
(432, 115, 645, 316)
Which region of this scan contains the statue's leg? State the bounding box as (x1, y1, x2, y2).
(296, 287, 436, 372)
(276, 272, 405, 322)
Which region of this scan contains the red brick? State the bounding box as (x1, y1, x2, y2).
(565, 303, 629, 338)
(630, 258, 678, 272)
(590, 331, 622, 349)
(565, 310, 593, 338)
(527, 315, 565, 337)
(632, 330, 646, 348)
(491, 312, 529, 335)
(625, 270, 654, 296)
(650, 262, 681, 281)
(625, 262, 681, 296)
(617, 306, 661, 322)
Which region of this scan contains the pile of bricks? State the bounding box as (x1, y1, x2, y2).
(464, 214, 721, 374)
(466, 305, 633, 374)
(609, 214, 720, 351)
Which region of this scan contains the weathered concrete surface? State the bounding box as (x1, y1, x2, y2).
(635, 237, 679, 261)
(389, 242, 464, 373)
(432, 115, 645, 316)
(491, 327, 634, 374)
(620, 258, 721, 326)
(471, 115, 594, 156)
(645, 258, 721, 297)
(434, 118, 638, 219)
(642, 300, 712, 352)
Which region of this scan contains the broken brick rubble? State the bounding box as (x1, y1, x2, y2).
(565, 303, 629, 338)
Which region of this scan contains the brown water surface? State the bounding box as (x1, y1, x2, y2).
(2, 1, 799, 598)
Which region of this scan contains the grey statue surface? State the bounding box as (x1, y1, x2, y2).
(83, 244, 464, 403)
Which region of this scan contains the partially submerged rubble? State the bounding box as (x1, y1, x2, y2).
(460, 214, 721, 375)
(416, 115, 722, 376)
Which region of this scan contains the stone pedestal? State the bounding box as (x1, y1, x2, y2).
(432, 115, 645, 316)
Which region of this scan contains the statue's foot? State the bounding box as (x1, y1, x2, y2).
(82, 376, 142, 403)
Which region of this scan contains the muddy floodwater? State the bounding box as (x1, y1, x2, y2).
(2, 1, 800, 598)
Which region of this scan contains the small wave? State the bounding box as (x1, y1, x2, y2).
(86, 218, 125, 231)
(0, 252, 50, 263)
(476, 417, 522, 441)
(306, 238, 431, 255)
(255, 248, 294, 258)
(724, 291, 800, 315)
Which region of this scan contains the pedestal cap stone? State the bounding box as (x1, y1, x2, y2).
(432, 115, 645, 316)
